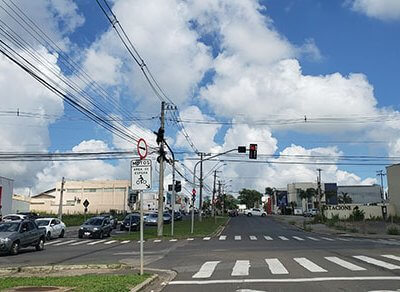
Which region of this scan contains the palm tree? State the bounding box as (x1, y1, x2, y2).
(338, 192, 352, 204)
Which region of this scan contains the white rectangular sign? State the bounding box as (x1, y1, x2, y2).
(131, 159, 152, 190)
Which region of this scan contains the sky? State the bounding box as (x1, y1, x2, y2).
(0, 0, 400, 198)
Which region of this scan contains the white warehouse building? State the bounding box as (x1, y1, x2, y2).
(0, 176, 14, 217)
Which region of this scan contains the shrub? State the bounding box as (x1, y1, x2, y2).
(349, 207, 365, 221)
(387, 226, 400, 235)
(288, 220, 296, 225)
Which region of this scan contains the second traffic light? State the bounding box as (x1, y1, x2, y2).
(249, 143, 257, 159)
(175, 180, 181, 192)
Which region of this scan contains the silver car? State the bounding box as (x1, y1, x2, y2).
(36, 218, 66, 240)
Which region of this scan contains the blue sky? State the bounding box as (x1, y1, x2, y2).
(1, 0, 400, 195)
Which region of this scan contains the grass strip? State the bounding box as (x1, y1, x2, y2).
(114, 216, 228, 241)
(0, 274, 149, 292)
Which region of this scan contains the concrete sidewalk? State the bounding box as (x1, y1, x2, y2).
(271, 214, 400, 239)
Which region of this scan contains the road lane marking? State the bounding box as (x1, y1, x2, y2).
(170, 239, 177, 242)
(232, 260, 250, 276)
(337, 238, 350, 241)
(278, 236, 289, 241)
(264, 236, 273, 241)
(169, 276, 400, 285)
(249, 236, 257, 241)
(219, 236, 227, 241)
(104, 240, 117, 245)
(154, 239, 162, 243)
(120, 240, 130, 244)
(235, 236, 241, 241)
(87, 239, 107, 246)
(321, 237, 334, 241)
(353, 255, 400, 270)
(294, 258, 327, 272)
(187, 238, 194, 241)
(265, 258, 288, 275)
(293, 236, 304, 241)
(192, 261, 220, 278)
(307, 237, 320, 241)
(203, 237, 211, 241)
(324, 257, 366, 271)
(382, 255, 400, 262)
(44, 240, 62, 246)
(54, 240, 77, 246)
(70, 240, 91, 246)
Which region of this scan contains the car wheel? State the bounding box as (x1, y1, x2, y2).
(35, 237, 45, 251)
(78, 233, 83, 239)
(10, 241, 19, 255)
(120, 225, 124, 231)
(248, 213, 252, 217)
(59, 229, 65, 238)
(261, 213, 266, 217)
(99, 231, 104, 239)
(46, 231, 51, 240)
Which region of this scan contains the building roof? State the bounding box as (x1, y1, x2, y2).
(31, 188, 56, 198)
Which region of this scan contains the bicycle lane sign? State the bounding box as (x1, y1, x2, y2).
(131, 159, 152, 190)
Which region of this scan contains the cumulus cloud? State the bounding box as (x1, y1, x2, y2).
(348, 0, 400, 21)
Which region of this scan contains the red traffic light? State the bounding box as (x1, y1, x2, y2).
(249, 143, 257, 159)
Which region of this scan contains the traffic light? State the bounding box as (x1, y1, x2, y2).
(168, 184, 173, 192)
(237, 146, 246, 153)
(175, 181, 182, 192)
(249, 143, 257, 159)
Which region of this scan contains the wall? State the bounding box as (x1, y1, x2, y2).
(323, 204, 394, 219)
(337, 185, 381, 204)
(0, 176, 13, 216)
(387, 164, 400, 216)
(12, 194, 30, 213)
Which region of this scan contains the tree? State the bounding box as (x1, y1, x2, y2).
(299, 188, 317, 210)
(265, 187, 274, 196)
(224, 194, 239, 210)
(238, 188, 262, 208)
(338, 192, 352, 204)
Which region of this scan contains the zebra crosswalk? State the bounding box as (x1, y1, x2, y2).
(190, 254, 400, 279)
(216, 235, 338, 242)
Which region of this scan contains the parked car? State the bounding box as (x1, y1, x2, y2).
(0, 220, 46, 255)
(2, 214, 27, 222)
(244, 208, 267, 217)
(228, 209, 239, 217)
(35, 218, 66, 240)
(293, 208, 304, 216)
(145, 213, 172, 226)
(100, 213, 118, 229)
(163, 212, 172, 224)
(78, 216, 112, 239)
(304, 208, 318, 217)
(173, 211, 183, 221)
(17, 212, 40, 220)
(120, 214, 140, 231)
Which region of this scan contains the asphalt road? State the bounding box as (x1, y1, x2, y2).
(1, 215, 400, 292)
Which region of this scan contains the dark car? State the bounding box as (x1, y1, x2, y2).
(0, 220, 46, 255)
(100, 213, 118, 229)
(228, 209, 239, 217)
(78, 216, 112, 239)
(172, 211, 183, 221)
(120, 214, 140, 231)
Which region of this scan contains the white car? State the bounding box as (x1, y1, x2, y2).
(2, 214, 27, 221)
(35, 218, 66, 240)
(244, 208, 267, 217)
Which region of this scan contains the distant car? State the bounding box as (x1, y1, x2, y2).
(78, 216, 112, 239)
(163, 212, 172, 224)
(120, 214, 140, 231)
(304, 208, 318, 217)
(100, 213, 118, 229)
(2, 214, 27, 222)
(293, 208, 303, 215)
(35, 218, 66, 240)
(228, 209, 239, 217)
(173, 211, 183, 221)
(145, 213, 171, 225)
(0, 220, 46, 255)
(244, 208, 267, 217)
(17, 212, 40, 220)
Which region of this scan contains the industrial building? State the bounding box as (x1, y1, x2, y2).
(0, 176, 13, 217)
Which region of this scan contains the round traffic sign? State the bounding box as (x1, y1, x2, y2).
(137, 138, 148, 160)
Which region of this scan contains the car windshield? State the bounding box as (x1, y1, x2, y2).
(150, 214, 158, 218)
(36, 220, 50, 227)
(85, 218, 103, 226)
(0, 222, 20, 232)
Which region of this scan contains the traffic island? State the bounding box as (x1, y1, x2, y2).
(0, 264, 152, 292)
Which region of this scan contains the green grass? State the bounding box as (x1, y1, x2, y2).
(387, 226, 400, 235)
(0, 274, 149, 292)
(114, 216, 229, 240)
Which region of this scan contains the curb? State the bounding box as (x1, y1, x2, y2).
(130, 274, 158, 292)
(211, 217, 230, 237)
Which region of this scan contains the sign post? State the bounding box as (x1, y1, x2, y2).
(83, 199, 89, 222)
(131, 158, 152, 276)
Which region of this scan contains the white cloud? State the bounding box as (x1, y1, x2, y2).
(348, 0, 400, 21)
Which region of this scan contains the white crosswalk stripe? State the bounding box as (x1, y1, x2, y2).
(249, 236, 257, 241)
(104, 240, 117, 245)
(278, 236, 289, 241)
(71, 240, 91, 246)
(120, 240, 130, 244)
(87, 239, 107, 246)
(154, 239, 162, 243)
(193, 261, 220, 278)
(54, 240, 77, 246)
(170, 239, 177, 242)
(307, 236, 320, 241)
(292, 236, 304, 241)
(321, 237, 334, 241)
(231, 260, 250, 276)
(203, 237, 211, 241)
(234, 236, 241, 241)
(264, 236, 273, 241)
(44, 240, 62, 246)
(294, 257, 327, 272)
(382, 254, 400, 262)
(265, 258, 288, 275)
(324, 257, 366, 271)
(219, 235, 227, 241)
(338, 238, 351, 241)
(353, 255, 400, 270)
(187, 238, 194, 241)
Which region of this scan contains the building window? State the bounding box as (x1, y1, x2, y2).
(115, 187, 126, 192)
(83, 188, 98, 192)
(66, 189, 81, 193)
(104, 188, 114, 192)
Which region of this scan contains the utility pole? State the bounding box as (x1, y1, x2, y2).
(157, 101, 165, 237)
(377, 170, 386, 201)
(218, 180, 222, 215)
(317, 168, 322, 213)
(58, 177, 65, 221)
(212, 170, 217, 218)
(199, 152, 204, 222)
